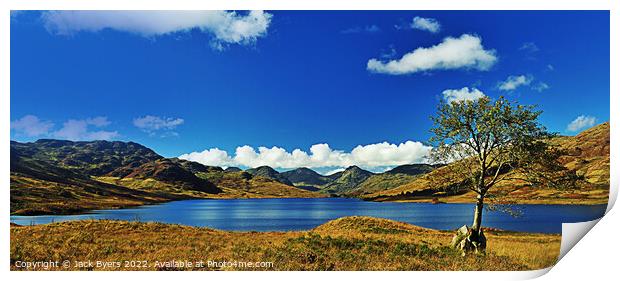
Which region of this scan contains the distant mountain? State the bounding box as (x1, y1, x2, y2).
(224, 167, 242, 173)
(322, 166, 374, 194)
(171, 158, 224, 174)
(363, 122, 610, 204)
(345, 165, 437, 196)
(197, 169, 325, 199)
(11, 140, 325, 215)
(11, 143, 176, 215)
(245, 166, 294, 186)
(326, 171, 345, 181)
(120, 158, 221, 193)
(11, 139, 162, 177)
(386, 164, 435, 176)
(281, 167, 332, 188)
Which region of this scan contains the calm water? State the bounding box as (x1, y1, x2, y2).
(10, 198, 607, 233)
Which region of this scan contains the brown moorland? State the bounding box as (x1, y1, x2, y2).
(10, 216, 559, 271)
(362, 122, 610, 205)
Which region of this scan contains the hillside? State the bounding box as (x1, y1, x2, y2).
(224, 167, 242, 173)
(345, 173, 419, 197)
(363, 122, 610, 204)
(195, 169, 327, 199)
(10, 140, 324, 215)
(117, 158, 221, 193)
(281, 167, 332, 189)
(245, 166, 294, 186)
(322, 166, 374, 194)
(551, 122, 610, 187)
(344, 164, 437, 196)
(385, 164, 436, 175)
(10, 154, 177, 215)
(11, 139, 162, 177)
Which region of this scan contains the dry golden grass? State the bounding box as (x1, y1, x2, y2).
(10, 216, 559, 271)
(10, 175, 172, 215)
(97, 175, 327, 199)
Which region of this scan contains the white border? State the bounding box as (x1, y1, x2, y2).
(1, 1, 617, 280)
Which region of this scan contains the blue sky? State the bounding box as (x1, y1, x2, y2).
(10, 11, 609, 173)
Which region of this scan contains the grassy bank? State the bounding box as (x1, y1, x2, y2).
(368, 187, 609, 205)
(10, 216, 560, 271)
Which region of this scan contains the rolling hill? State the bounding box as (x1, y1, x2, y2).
(281, 167, 333, 190)
(245, 166, 295, 186)
(11, 122, 608, 215)
(10, 140, 324, 215)
(321, 166, 375, 194)
(362, 122, 610, 205)
(10, 139, 162, 177)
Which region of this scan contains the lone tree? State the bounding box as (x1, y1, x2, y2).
(429, 96, 575, 254)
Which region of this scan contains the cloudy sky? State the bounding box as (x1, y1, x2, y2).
(10, 11, 609, 173)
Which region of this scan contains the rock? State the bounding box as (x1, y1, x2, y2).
(451, 225, 487, 255)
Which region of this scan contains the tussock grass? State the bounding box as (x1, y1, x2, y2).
(11, 216, 559, 271)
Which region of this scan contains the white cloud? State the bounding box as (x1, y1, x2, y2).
(567, 115, 597, 132)
(53, 119, 118, 141)
(324, 168, 345, 176)
(411, 16, 441, 33)
(442, 87, 486, 103)
(42, 11, 272, 48)
(498, 74, 533, 91)
(11, 115, 54, 137)
(367, 34, 497, 75)
(532, 82, 550, 92)
(178, 148, 235, 167)
(179, 141, 432, 169)
(133, 115, 184, 135)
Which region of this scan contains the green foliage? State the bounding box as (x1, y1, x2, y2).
(429, 96, 572, 196)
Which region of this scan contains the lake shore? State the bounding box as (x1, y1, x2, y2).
(12, 187, 609, 217)
(10, 216, 560, 271)
(364, 187, 609, 205)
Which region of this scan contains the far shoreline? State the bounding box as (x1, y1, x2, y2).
(11, 195, 609, 217)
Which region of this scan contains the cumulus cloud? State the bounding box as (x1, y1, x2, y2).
(411, 16, 441, 33)
(133, 115, 184, 136)
(367, 34, 497, 75)
(567, 115, 597, 132)
(42, 10, 272, 48)
(53, 118, 118, 141)
(442, 87, 486, 103)
(498, 74, 533, 91)
(11, 115, 54, 137)
(341, 25, 381, 34)
(179, 141, 432, 169)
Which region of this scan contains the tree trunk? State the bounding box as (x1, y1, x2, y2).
(472, 194, 484, 232)
(451, 194, 487, 255)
